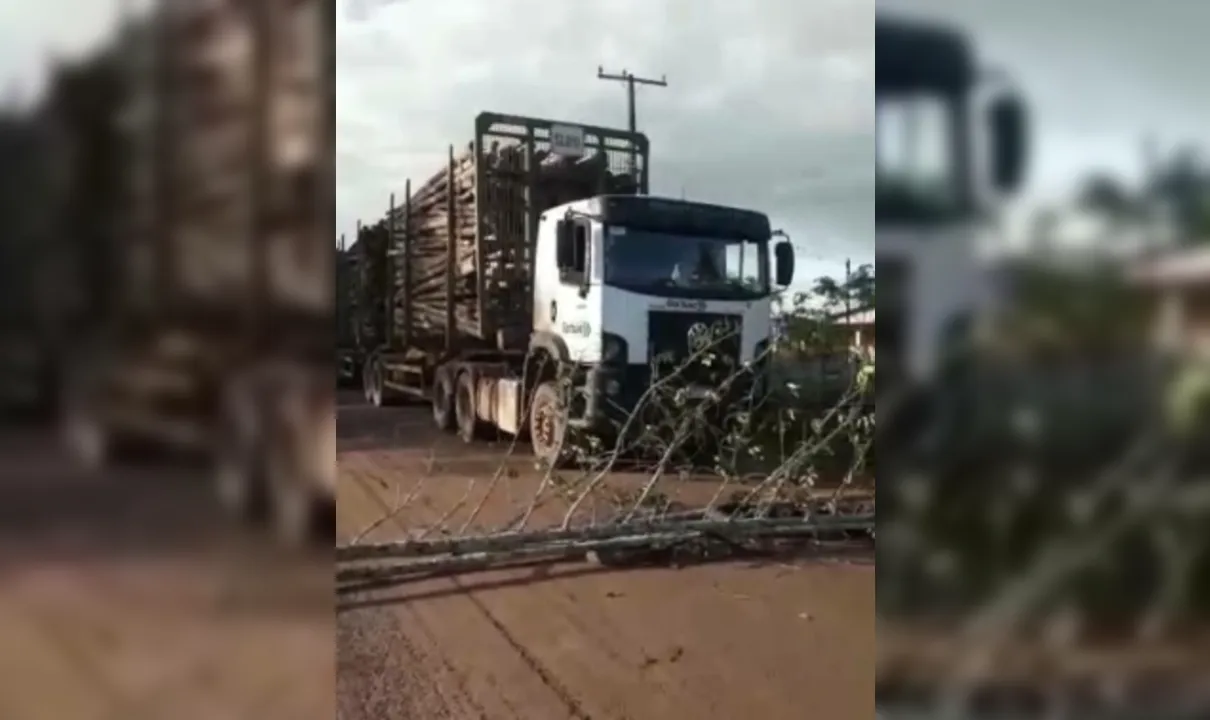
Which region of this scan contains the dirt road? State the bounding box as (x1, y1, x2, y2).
(0, 420, 333, 720)
(336, 392, 875, 720)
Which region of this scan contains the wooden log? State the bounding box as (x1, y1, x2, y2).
(366, 133, 645, 349)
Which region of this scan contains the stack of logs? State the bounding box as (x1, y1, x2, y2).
(123, 0, 327, 319)
(38, 46, 125, 328)
(340, 220, 388, 349)
(335, 239, 356, 347)
(386, 139, 638, 346)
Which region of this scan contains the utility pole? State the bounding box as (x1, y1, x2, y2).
(597, 66, 667, 180)
(844, 257, 852, 319)
(1141, 133, 1163, 249)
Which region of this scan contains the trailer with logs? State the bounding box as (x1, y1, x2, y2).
(334, 230, 367, 393)
(47, 0, 335, 547)
(358, 111, 796, 464)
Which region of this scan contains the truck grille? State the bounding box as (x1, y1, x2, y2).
(647, 311, 742, 387)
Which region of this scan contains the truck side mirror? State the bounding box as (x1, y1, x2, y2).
(989, 95, 1028, 193)
(774, 241, 795, 287)
(555, 221, 575, 268)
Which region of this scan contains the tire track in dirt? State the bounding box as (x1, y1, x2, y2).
(470, 556, 875, 719)
(337, 603, 462, 720)
(0, 425, 333, 720)
(459, 591, 595, 720)
(342, 456, 593, 720)
(336, 404, 875, 719)
(338, 463, 482, 720)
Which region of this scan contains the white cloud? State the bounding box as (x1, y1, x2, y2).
(0, 2, 123, 104)
(337, 0, 873, 286)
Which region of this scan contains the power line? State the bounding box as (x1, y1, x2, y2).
(596, 66, 666, 179)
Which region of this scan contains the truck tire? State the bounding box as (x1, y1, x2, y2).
(366, 356, 404, 407)
(529, 380, 567, 466)
(362, 356, 378, 405)
(214, 375, 268, 524)
(60, 374, 135, 470)
(269, 455, 324, 549)
(432, 367, 456, 432)
(224, 365, 329, 548)
(63, 402, 110, 472)
(368, 360, 387, 408)
(454, 371, 481, 443)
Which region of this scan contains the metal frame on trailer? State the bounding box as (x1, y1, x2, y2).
(382, 112, 649, 351)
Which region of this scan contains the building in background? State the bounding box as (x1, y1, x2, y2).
(1130, 245, 1210, 358)
(832, 306, 874, 351)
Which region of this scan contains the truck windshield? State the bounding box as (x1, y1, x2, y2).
(877, 92, 967, 223)
(602, 228, 769, 298)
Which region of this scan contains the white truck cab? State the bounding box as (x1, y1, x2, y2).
(525, 194, 795, 438)
(379, 113, 799, 464)
(876, 17, 1029, 392)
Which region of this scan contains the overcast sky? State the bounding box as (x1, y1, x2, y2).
(5, 0, 875, 287)
(879, 0, 1210, 210)
(338, 0, 873, 288)
(0, 3, 123, 105)
(15, 2, 1202, 282)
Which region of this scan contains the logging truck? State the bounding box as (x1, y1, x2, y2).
(876, 16, 1028, 397)
(50, 0, 335, 547)
(359, 112, 795, 464)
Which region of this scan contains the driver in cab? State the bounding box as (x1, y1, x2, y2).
(671, 244, 723, 286)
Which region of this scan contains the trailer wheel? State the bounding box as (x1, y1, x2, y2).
(529, 380, 567, 466)
(454, 372, 481, 443)
(432, 367, 456, 432)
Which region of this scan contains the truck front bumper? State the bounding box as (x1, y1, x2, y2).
(569, 363, 767, 436)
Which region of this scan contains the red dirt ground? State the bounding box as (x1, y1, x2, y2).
(335, 394, 875, 720)
(0, 424, 333, 720)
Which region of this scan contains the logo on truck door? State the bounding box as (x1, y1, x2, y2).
(561, 321, 591, 336)
(667, 298, 707, 311)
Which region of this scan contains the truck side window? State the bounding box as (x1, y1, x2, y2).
(561, 221, 589, 285)
(572, 223, 588, 273)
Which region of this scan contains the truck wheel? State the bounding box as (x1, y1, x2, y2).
(61, 383, 137, 469)
(269, 459, 322, 549)
(368, 362, 386, 408)
(214, 387, 268, 524)
(529, 381, 567, 466)
(366, 356, 404, 407)
(63, 403, 109, 472)
(242, 365, 328, 549)
(347, 353, 363, 388)
(454, 372, 481, 443)
(362, 357, 377, 404)
(432, 368, 456, 432)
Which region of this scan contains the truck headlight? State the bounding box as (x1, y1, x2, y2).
(602, 333, 627, 364)
(750, 339, 771, 398)
(752, 339, 771, 365)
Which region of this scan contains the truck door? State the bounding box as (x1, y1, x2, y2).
(552, 218, 599, 362)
